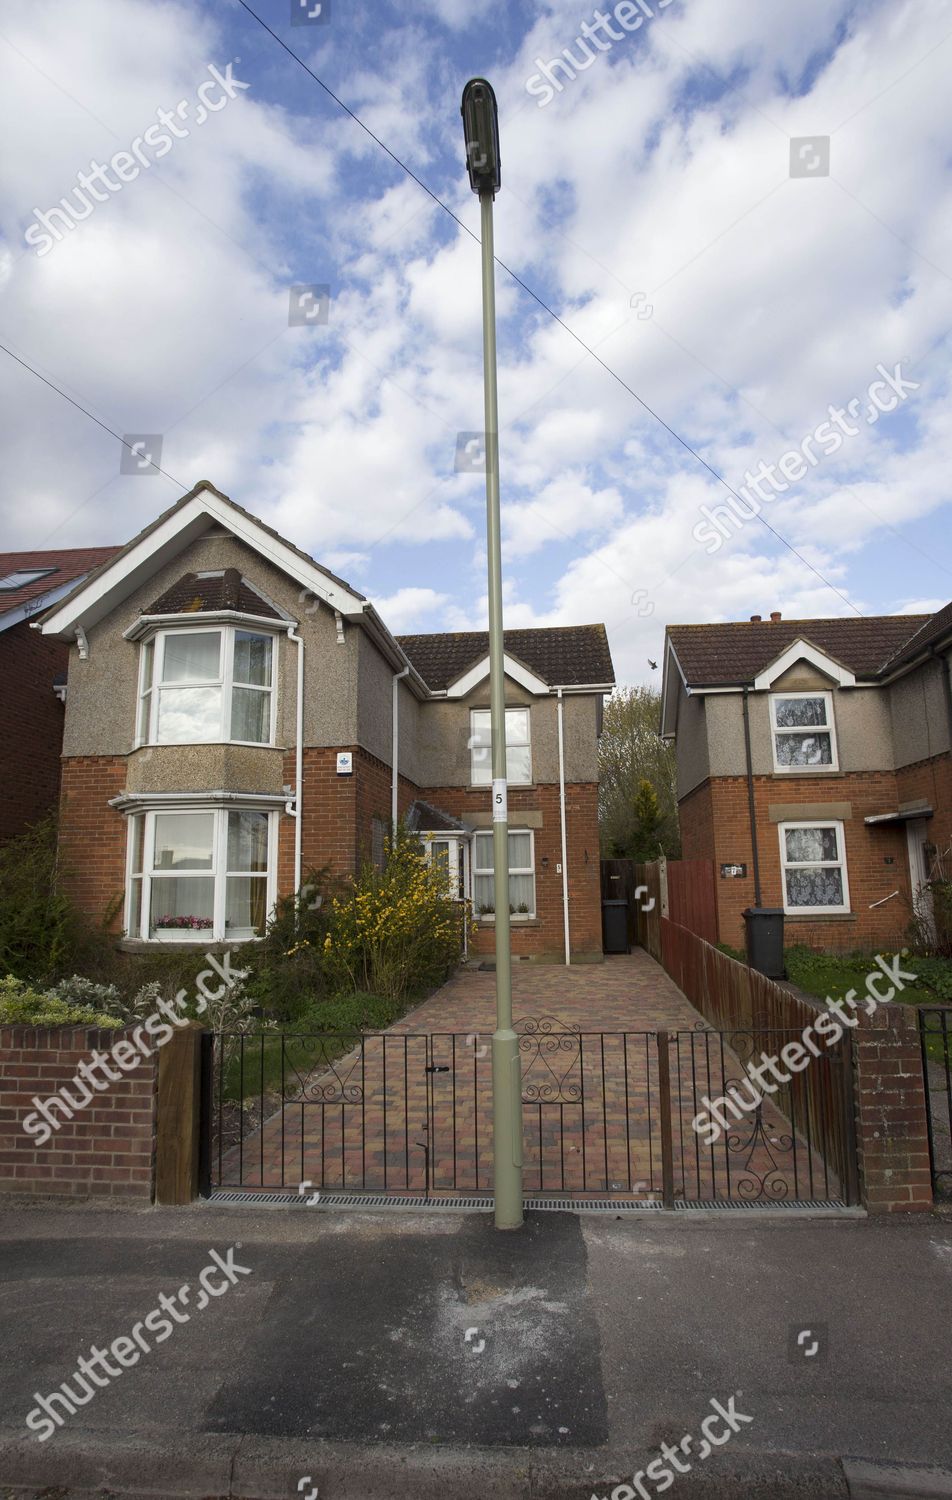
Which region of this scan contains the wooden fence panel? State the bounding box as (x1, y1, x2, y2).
(659, 916, 853, 1201)
(666, 859, 718, 945)
(634, 861, 662, 960)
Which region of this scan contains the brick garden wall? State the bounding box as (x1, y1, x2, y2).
(0, 1026, 157, 1199)
(851, 1002, 934, 1213)
(0, 623, 69, 845)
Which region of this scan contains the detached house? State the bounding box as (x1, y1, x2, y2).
(0, 547, 118, 844)
(38, 482, 614, 963)
(661, 607, 952, 951)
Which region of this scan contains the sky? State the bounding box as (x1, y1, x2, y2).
(1, 0, 950, 688)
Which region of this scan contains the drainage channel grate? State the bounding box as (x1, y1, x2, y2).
(675, 1197, 848, 1212)
(204, 1190, 848, 1214)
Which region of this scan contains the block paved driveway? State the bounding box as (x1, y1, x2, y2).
(218, 952, 842, 1204)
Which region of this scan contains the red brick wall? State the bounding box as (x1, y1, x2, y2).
(59, 746, 602, 962)
(0, 622, 69, 844)
(419, 782, 602, 961)
(896, 750, 952, 860)
(678, 781, 714, 861)
(852, 1004, 933, 1213)
(0, 1026, 157, 1199)
(279, 746, 419, 892)
(58, 757, 128, 930)
(679, 771, 921, 951)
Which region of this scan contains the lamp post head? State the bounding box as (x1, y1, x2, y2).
(461, 77, 501, 197)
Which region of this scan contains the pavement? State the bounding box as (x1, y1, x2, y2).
(0, 1198, 951, 1498)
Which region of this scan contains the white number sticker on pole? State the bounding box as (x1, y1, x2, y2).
(492, 779, 508, 822)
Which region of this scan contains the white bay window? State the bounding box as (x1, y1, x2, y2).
(137, 626, 275, 746)
(126, 807, 276, 941)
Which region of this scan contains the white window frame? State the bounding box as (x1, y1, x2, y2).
(778, 819, 850, 915)
(422, 833, 468, 903)
(135, 625, 278, 748)
(125, 806, 278, 942)
(472, 828, 536, 920)
(470, 707, 532, 786)
(769, 690, 838, 773)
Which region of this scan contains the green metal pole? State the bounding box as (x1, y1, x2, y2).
(479, 187, 523, 1231)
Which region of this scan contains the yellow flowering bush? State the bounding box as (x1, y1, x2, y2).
(323, 834, 470, 1003)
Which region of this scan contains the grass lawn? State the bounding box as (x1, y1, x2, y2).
(218, 988, 422, 1102)
(784, 944, 952, 1065)
(220, 1031, 361, 1103)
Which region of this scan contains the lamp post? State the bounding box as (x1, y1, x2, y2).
(460, 78, 523, 1231)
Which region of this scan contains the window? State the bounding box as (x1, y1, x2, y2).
(126, 807, 276, 941)
(770, 692, 837, 771)
(473, 830, 535, 918)
(779, 822, 850, 913)
(137, 627, 275, 746)
(470, 708, 531, 785)
(0, 567, 57, 590)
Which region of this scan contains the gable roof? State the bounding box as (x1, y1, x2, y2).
(0, 547, 119, 634)
(397, 625, 615, 692)
(666, 615, 930, 688)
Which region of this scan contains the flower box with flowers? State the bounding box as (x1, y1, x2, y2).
(154, 915, 214, 930)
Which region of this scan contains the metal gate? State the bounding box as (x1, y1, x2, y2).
(202, 1018, 856, 1205)
(919, 1008, 952, 1201)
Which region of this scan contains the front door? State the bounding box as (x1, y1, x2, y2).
(906, 819, 936, 941)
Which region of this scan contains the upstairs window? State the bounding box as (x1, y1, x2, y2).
(470, 708, 532, 785)
(770, 692, 837, 771)
(137, 627, 274, 746)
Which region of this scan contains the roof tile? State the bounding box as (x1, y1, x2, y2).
(397, 625, 614, 691)
(667, 614, 933, 685)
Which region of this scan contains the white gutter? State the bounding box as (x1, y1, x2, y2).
(286, 624, 305, 898)
(556, 687, 571, 967)
(392, 665, 410, 835)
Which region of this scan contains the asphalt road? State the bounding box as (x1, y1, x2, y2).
(0, 1200, 950, 1497)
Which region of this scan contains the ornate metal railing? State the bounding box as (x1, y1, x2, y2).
(202, 1018, 855, 1204)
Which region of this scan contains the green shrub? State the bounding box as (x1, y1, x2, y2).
(238, 867, 338, 1024)
(0, 816, 111, 984)
(0, 975, 123, 1028)
(322, 835, 467, 1004)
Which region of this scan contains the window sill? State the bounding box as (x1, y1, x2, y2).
(783, 912, 856, 922)
(476, 916, 540, 927)
(771, 767, 840, 775)
(118, 937, 261, 952)
(133, 740, 281, 751)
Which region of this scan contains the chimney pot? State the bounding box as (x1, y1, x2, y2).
(770, 611, 782, 622)
(750, 614, 762, 622)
